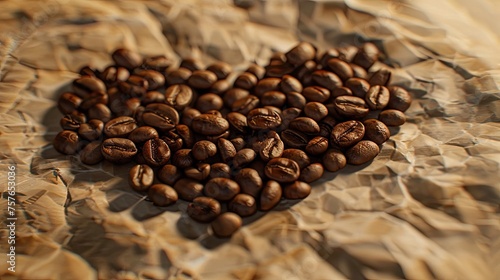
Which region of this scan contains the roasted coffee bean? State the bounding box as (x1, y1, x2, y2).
(333, 95, 369, 119)
(129, 164, 154, 191)
(207, 62, 232, 80)
(327, 58, 354, 81)
(387, 86, 412, 112)
(142, 55, 171, 72)
(337, 45, 359, 62)
(365, 85, 390, 110)
(318, 48, 340, 67)
(58, 92, 82, 114)
(187, 197, 221, 223)
(176, 124, 195, 148)
(128, 126, 158, 144)
(246, 159, 266, 179)
(305, 136, 329, 155)
(318, 116, 337, 138)
(234, 72, 258, 90)
(350, 63, 368, 79)
(209, 163, 231, 179)
(174, 178, 204, 201)
(352, 42, 379, 69)
(232, 148, 256, 168)
(143, 138, 170, 167)
(218, 138, 237, 162)
(104, 116, 138, 137)
(289, 117, 320, 134)
(165, 67, 192, 85)
(72, 76, 106, 98)
(142, 91, 165, 105)
(204, 178, 240, 201)
(205, 131, 230, 143)
(345, 78, 370, 98)
(332, 87, 353, 99)
(228, 194, 257, 217)
(101, 138, 137, 164)
(346, 140, 380, 165)
(142, 103, 179, 131)
(60, 112, 86, 131)
(211, 212, 242, 238)
(188, 70, 217, 89)
(368, 69, 391, 86)
(210, 79, 231, 94)
(226, 112, 249, 134)
(78, 119, 103, 141)
(230, 138, 246, 151)
(246, 63, 266, 80)
(302, 86, 330, 103)
(192, 114, 229, 136)
(117, 76, 148, 97)
(311, 70, 343, 91)
(299, 163, 324, 183)
(112, 48, 142, 69)
(260, 91, 286, 107)
(235, 168, 263, 197)
(285, 42, 316, 66)
(363, 119, 390, 145)
(294, 60, 316, 84)
(79, 66, 98, 77)
(286, 91, 307, 109)
(303, 102, 328, 122)
(134, 69, 165, 90)
(281, 149, 310, 169)
(196, 93, 223, 113)
(323, 149, 347, 172)
(53, 130, 80, 155)
(185, 163, 211, 181)
(100, 66, 130, 87)
(280, 129, 309, 149)
(171, 149, 194, 168)
(79, 141, 103, 165)
(379, 109, 406, 126)
(231, 95, 260, 115)
(259, 137, 284, 161)
(223, 88, 249, 107)
(161, 130, 183, 153)
(247, 107, 282, 130)
(109, 97, 141, 117)
(278, 107, 302, 131)
(260, 180, 282, 211)
(180, 57, 204, 72)
(266, 62, 295, 78)
(254, 78, 281, 97)
(265, 157, 300, 183)
(158, 164, 182, 185)
(192, 140, 217, 161)
(181, 108, 201, 126)
(283, 181, 311, 199)
(79, 92, 108, 111)
(148, 184, 178, 206)
(331, 120, 365, 148)
(280, 75, 303, 94)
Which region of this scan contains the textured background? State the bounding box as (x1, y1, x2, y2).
(1, 0, 499, 279)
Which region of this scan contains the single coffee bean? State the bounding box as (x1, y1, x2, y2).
(327, 58, 354, 81)
(345, 78, 370, 98)
(142, 55, 171, 72)
(129, 164, 154, 192)
(387, 86, 412, 112)
(72, 76, 106, 98)
(323, 149, 347, 172)
(368, 69, 391, 86)
(331, 120, 365, 148)
(188, 70, 218, 89)
(318, 116, 337, 138)
(148, 184, 178, 206)
(333, 95, 369, 119)
(332, 87, 353, 99)
(104, 116, 138, 138)
(209, 163, 231, 179)
(185, 163, 211, 181)
(261, 91, 286, 107)
(142, 91, 165, 105)
(180, 57, 204, 72)
(246, 63, 266, 80)
(227, 112, 249, 134)
(78, 119, 104, 141)
(134, 69, 165, 90)
(259, 137, 284, 161)
(260, 180, 282, 211)
(174, 178, 204, 201)
(349, 64, 367, 79)
(302, 86, 331, 103)
(231, 95, 260, 115)
(277, 107, 302, 131)
(230, 138, 246, 151)
(109, 97, 141, 117)
(234, 72, 258, 90)
(206, 62, 232, 80)
(265, 157, 300, 183)
(365, 85, 390, 110)
(161, 130, 183, 153)
(142, 103, 179, 131)
(285, 42, 316, 66)
(60, 112, 86, 131)
(352, 42, 379, 69)
(181, 108, 201, 126)
(58, 92, 82, 114)
(165, 67, 192, 85)
(311, 70, 343, 91)
(196, 93, 224, 113)
(281, 149, 311, 169)
(172, 149, 194, 168)
(346, 140, 380, 165)
(192, 140, 217, 161)
(280, 129, 309, 149)
(304, 102, 328, 122)
(286, 91, 307, 109)
(205, 131, 230, 143)
(218, 138, 237, 162)
(283, 181, 311, 199)
(235, 168, 263, 197)
(191, 114, 229, 136)
(79, 66, 98, 77)
(210, 79, 231, 94)
(158, 164, 182, 185)
(337, 45, 359, 62)
(299, 163, 324, 183)
(100, 66, 130, 87)
(176, 124, 195, 148)
(379, 109, 406, 126)
(223, 88, 249, 107)
(247, 107, 282, 130)
(318, 48, 340, 67)
(101, 138, 137, 164)
(232, 148, 256, 168)
(79, 141, 103, 165)
(142, 138, 171, 167)
(112, 48, 142, 69)
(79, 92, 108, 111)
(187, 197, 221, 223)
(254, 78, 281, 97)
(305, 136, 329, 155)
(363, 119, 390, 145)
(204, 177, 240, 201)
(53, 130, 80, 155)
(280, 75, 303, 94)
(211, 212, 242, 238)
(128, 126, 158, 144)
(289, 117, 320, 134)
(228, 193, 257, 217)
(117, 76, 148, 97)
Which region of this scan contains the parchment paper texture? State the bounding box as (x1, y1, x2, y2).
(1, 0, 499, 279)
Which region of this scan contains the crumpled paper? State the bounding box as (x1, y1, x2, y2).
(1, 0, 499, 279)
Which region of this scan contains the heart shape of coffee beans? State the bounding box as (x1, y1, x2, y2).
(54, 42, 412, 237)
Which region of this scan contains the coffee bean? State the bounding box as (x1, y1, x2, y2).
(185, 163, 211, 181)
(235, 168, 263, 197)
(79, 66, 98, 77)
(352, 42, 379, 69)
(363, 119, 390, 145)
(142, 91, 165, 105)
(305, 136, 329, 155)
(323, 149, 347, 172)
(192, 114, 229, 136)
(148, 184, 178, 206)
(205, 131, 230, 143)
(304, 102, 328, 122)
(174, 178, 204, 201)
(346, 140, 380, 165)
(204, 178, 240, 201)
(134, 69, 165, 90)
(129, 164, 154, 191)
(259, 180, 282, 211)
(234, 72, 258, 90)
(53, 130, 81, 155)
(278, 107, 302, 131)
(128, 126, 158, 144)
(176, 124, 195, 148)
(158, 164, 182, 185)
(58, 92, 82, 114)
(294, 60, 316, 84)
(285, 42, 316, 66)
(332, 87, 353, 99)
(165, 67, 192, 85)
(289, 117, 320, 134)
(188, 70, 217, 89)
(368, 69, 391, 86)
(187, 197, 221, 223)
(104, 116, 138, 137)
(181, 108, 201, 126)
(280, 129, 309, 149)
(280, 75, 303, 94)
(161, 130, 183, 153)
(265, 157, 300, 183)
(302, 86, 331, 103)
(209, 163, 231, 179)
(211, 212, 242, 238)
(331, 120, 365, 148)
(387, 86, 412, 112)
(365, 85, 390, 110)
(345, 78, 370, 98)
(226, 112, 248, 134)
(196, 93, 223, 113)
(246, 63, 266, 80)
(117, 76, 148, 97)
(327, 58, 354, 81)
(192, 140, 217, 161)
(164, 84, 194, 110)
(72, 76, 106, 98)
(142, 138, 171, 167)
(350, 63, 368, 79)
(78, 119, 104, 141)
(259, 137, 284, 161)
(207, 62, 232, 80)
(379, 109, 406, 126)
(254, 78, 281, 97)
(100, 66, 130, 87)
(333, 95, 369, 119)
(112, 48, 142, 69)
(218, 138, 237, 162)
(318, 116, 337, 138)
(80, 141, 103, 165)
(210, 79, 231, 95)
(142, 103, 179, 131)
(311, 70, 343, 91)
(172, 149, 194, 168)
(232, 148, 256, 168)
(247, 108, 282, 130)
(318, 48, 340, 67)
(337, 45, 359, 62)
(142, 55, 171, 72)
(223, 88, 249, 107)
(60, 112, 86, 131)
(109, 96, 141, 117)
(299, 163, 324, 183)
(283, 181, 311, 199)
(101, 138, 137, 164)
(230, 138, 246, 151)
(228, 193, 257, 217)
(231, 95, 260, 115)
(261, 91, 286, 107)
(286, 91, 307, 109)
(79, 92, 108, 111)
(180, 57, 204, 72)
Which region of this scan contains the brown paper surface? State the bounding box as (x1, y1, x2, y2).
(1, 0, 499, 279)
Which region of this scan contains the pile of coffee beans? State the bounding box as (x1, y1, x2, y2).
(54, 42, 412, 237)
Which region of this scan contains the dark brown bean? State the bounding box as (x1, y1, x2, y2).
(211, 212, 242, 238)
(333, 95, 369, 119)
(283, 181, 311, 199)
(129, 164, 154, 192)
(261, 91, 286, 107)
(165, 67, 192, 85)
(72, 76, 106, 98)
(187, 197, 221, 222)
(158, 164, 182, 185)
(379, 109, 406, 126)
(259, 137, 284, 161)
(254, 78, 281, 97)
(223, 88, 249, 107)
(207, 62, 232, 80)
(58, 92, 82, 114)
(228, 194, 257, 217)
(142, 103, 179, 131)
(346, 140, 380, 165)
(352, 42, 379, 69)
(304, 102, 328, 122)
(302, 86, 331, 103)
(118, 75, 148, 97)
(104, 116, 138, 138)
(192, 140, 217, 161)
(281, 149, 311, 169)
(234, 72, 258, 90)
(318, 48, 340, 67)
(289, 117, 320, 134)
(350, 63, 368, 79)
(205, 178, 240, 201)
(176, 124, 195, 148)
(332, 87, 353, 99)
(327, 58, 354, 81)
(218, 138, 237, 162)
(101, 138, 137, 164)
(286, 91, 307, 109)
(331, 120, 365, 148)
(387, 86, 412, 112)
(232, 148, 256, 168)
(280, 75, 303, 94)
(345, 78, 371, 98)
(368, 69, 391, 86)
(299, 163, 324, 183)
(181, 108, 201, 126)
(323, 149, 347, 172)
(79, 141, 103, 165)
(230, 138, 246, 151)
(246, 63, 266, 80)
(142, 55, 171, 72)
(184, 163, 211, 181)
(265, 157, 300, 183)
(112, 48, 142, 69)
(160, 131, 183, 154)
(365, 85, 390, 110)
(188, 70, 217, 89)
(148, 184, 178, 206)
(231, 95, 260, 115)
(171, 149, 194, 168)
(128, 126, 158, 144)
(247, 108, 282, 130)
(60, 112, 86, 131)
(78, 119, 103, 141)
(209, 163, 231, 179)
(180, 58, 204, 72)
(235, 168, 263, 197)
(363, 119, 390, 145)
(280, 129, 309, 149)
(142, 91, 165, 105)
(191, 114, 229, 136)
(174, 178, 204, 201)
(164, 84, 194, 110)
(142, 138, 171, 167)
(100, 66, 130, 87)
(210, 79, 231, 95)
(311, 70, 343, 91)
(286, 42, 316, 66)
(196, 93, 223, 113)
(259, 180, 282, 211)
(305, 136, 329, 155)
